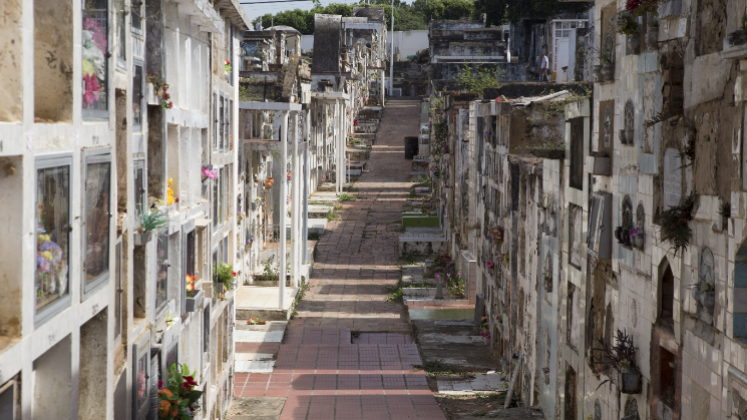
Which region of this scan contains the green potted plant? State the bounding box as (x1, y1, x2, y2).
(660, 194, 695, 255)
(215, 262, 235, 297)
(592, 329, 642, 394)
(728, 15, 747, 47)
(616, 10, 641, 53)
(135, 205, 169, 245)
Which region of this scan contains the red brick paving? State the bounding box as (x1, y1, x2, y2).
(233, 101, 446, 419)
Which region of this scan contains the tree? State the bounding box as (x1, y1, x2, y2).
(252, 8, 312, 34)
(422, 0, 475, 22)
(472, 0, 590, 26)
(252, 1, 426, 35)
(251, 3, 355, 35)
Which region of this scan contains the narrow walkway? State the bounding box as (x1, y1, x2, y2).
(233, 100, 448, 419)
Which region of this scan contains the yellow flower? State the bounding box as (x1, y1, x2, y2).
(166, 178, 176, 206)
(41, 251, 53, 261)
(82, 60, 95, 77)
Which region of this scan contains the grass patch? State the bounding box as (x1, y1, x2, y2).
(326, 209, 341, 221)
(384, 279, 404, 303)
(411, 359, 469, 377)
(398, 253, 420, 266)
(409, 187, 417, 198)
(404, 282, 435, 289)
(338, 193, 357, 202)
(476, 392, 507, 402)
(290, 281, 312, 318)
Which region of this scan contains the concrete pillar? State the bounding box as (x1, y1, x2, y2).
(303, 111, 310, 265)
(335, 99, 342, 195)
(339, 100, 345, 195)
(291, 111, 300, 288)
(279, 110, 288, 309)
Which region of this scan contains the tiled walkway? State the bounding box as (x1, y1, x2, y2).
(233, 100, 446, 419)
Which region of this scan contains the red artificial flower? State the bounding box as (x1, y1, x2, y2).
(158, 380, 163, 389)
(232, 271, 237, 276)
(163, 84, 169, 92)
(168, 102, 173, 109)
(183, 375, 198, 388)
(163, 92, 170, 100)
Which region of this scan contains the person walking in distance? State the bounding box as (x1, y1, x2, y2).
(539, 53, 549, 82)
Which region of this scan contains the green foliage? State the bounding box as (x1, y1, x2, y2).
(216, 263, 235, 291)
(660, 194, 695, 256)
(252, 1, 427, 35)
(159, 363, 203, 419)
(615, 10, 640, 36)
(421, 0, 474, 21)
(140, 206, 169, 232)
(308, 231, 323, 241)
(384, 279, 404, 303)
(338, 193, 357, 202)
(456, 62, 505, 94)
(252, 4, 353, 35)
(326, 208, 341, 221)
(290, 280, 312, 318)
(261, 256, 280, 281)
(473, 0, 589, 26)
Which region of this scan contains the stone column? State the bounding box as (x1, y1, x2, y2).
(291, 111, 300, 288)
(335, 99, 342, 195)
(303, 110, 310, 265)
(279, 110, 288, 309)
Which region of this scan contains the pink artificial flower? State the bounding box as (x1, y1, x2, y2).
(84, 18, 107, 51)
(83, 73, 101, 108)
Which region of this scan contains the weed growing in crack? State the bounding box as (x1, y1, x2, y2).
(338, 193, 357, 202)
(290, 281, 312, 318)
(411, 359, 470, 377)
(384, 279, 404, 303)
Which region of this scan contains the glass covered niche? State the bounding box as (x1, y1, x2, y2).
(83, 152, 111, 292)
(35, 156, 72, 319)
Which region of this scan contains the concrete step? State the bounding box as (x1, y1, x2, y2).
(308, 204, 332, 218)
(399, 230, 446, 256)
(235, 286, 299, 321)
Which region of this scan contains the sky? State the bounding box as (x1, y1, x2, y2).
(240, 0, 408, 27)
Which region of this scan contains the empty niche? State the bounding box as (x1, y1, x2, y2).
(34, 0, 74, 122)
(0, 0, 23, 122)
(0, 157, 23, 346)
